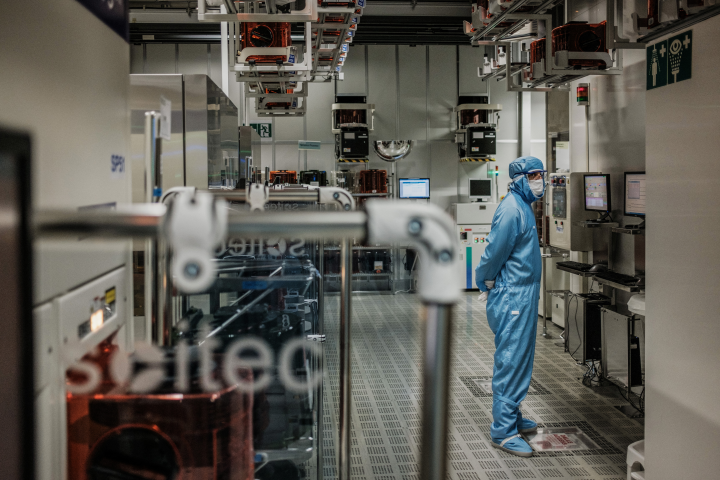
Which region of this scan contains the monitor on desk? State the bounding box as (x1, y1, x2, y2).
(399, 178, 430, 199)
(584, 174, 611, 212)
(624, 172, 646, 217)
(468, 178, 492, 202)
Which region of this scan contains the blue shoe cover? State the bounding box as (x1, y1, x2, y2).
(491, 434, 533, 457)
(518, 417, 537, 433)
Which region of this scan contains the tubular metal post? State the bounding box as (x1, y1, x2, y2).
(542, 247, 551, 338)
(338, 237, 352, 480)
(144, 112, 161, 344)
(317, 239, 325, 477)
(156, 237, 173, 346)
(420, 303, 453, 480)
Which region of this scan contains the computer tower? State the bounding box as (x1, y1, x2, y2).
(601, 308, 645, 388)
(548, 172, 598, 251)
(567, 293, 611, 362)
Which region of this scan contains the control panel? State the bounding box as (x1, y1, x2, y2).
(548, 172, 596, 251)
(58, 266, 127, 362)
(458, 224, 491, 289)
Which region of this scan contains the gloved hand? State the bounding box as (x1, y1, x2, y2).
(478, 291, 489, 304)
(484, 280, 495, 290)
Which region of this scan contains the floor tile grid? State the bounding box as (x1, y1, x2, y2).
(320, 293, 641, 480)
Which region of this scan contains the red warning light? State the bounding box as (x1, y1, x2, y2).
(577, 83, 589, 106)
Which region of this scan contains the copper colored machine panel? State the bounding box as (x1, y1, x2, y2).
(358, 169, 388, 194)
(334, 109, 368, 126)
(269, 170, 298, 184)
(241, 22, 291, 64)
(66, 338, 254, 480)
(551, 21, 608, 68)
(459, 109, 490, 127)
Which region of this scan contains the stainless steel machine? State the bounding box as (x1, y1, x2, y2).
(130, 74, 240, 194)
(548, 172, 598, 251)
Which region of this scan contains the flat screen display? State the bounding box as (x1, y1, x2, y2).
(469, 179, 492, 199)
(399, 178, 430, 199)
(584, 174, 611, 212)
(624, 172, 646, 217)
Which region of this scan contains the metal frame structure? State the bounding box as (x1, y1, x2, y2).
(35, 196, 461, 480)
(471, 0, 646, 91)
(198, 0, 318, 23)
(215, 0, 365, 115)
(331, 102, 375, 133)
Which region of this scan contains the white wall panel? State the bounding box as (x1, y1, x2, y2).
(306, 144, 336, 173)
(429, 141, 460, 210)
(260, 144, 273, 170)
(398, 46, 427, 142)
(130, 45, 143, 73)
(273, 144, 302, 171)
(2, 1, 131, 303)
(488, 72, 518, 143)
(367, 45, 398, 142)
(337, 45, 367, 95)
(645, 17, 720, 479)
(530, 92, 547, 164)
(306, 82, 336, 143)
(145, 44, 175, 73)
(428, 46, 457, 142)
(275, 115, 305, 142)
(209, 44, 223, 88)
(178, 44, 209, 75)
(459, 45, 488, 95)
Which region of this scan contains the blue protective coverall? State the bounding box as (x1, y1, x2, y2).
(475, 156, 543, 443)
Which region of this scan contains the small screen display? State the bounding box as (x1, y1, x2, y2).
(469, 179, 492, 198)
(552, 188, 566, 218)
(584, 175, 610, 211)
(625, 173, 646, 216)
(399, 178, 430, 199)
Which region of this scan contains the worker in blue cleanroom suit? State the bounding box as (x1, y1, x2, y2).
(475, 156, 546, 457)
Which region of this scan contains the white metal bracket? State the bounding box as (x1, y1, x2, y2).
(364, 200, 461, 304)
(166, 190, 228, 294)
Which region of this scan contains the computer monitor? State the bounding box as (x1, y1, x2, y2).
(583, 174, 611, 212)
(624, 172, 646, 217)
(468, 178, 492, 202)
(399, 178, 430, 199)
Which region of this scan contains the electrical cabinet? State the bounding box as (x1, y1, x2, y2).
(452, 203, 498, 289)
(458, 224, 492, 289)
(567, 293, 612, 362)
(548, 172, 597, 251)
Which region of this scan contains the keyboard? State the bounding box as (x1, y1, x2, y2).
(593, 271, 642, 286)
(557, 261, 594, 272)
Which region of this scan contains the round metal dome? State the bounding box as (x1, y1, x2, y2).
(372, 140, 414, 162)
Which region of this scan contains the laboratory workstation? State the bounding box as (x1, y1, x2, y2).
(3, 1, 720, 479)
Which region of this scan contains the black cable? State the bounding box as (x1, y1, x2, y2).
(615, 383, 645, 414)
(569, 294, 583, 360)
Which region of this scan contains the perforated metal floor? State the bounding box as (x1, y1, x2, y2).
(320, 292, 643, 480)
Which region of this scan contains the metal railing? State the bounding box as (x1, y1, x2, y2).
(34, 198, 460, 480)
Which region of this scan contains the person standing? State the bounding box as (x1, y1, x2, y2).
(475, 156, 546, 457)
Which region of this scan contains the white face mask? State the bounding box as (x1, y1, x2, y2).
(528, 179, 545, 198)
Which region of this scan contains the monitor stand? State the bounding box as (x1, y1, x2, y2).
(626, 220, 645, 230)
(590, 211, 612, 223)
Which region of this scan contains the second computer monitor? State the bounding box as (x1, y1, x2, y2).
(584, 174, 611, 212)
(399, 178, 430, 199)
(624, 172, 646, 217)
(469, 178, 492, 202)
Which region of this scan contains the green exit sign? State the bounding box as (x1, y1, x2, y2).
(250, 123, 272, 139)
